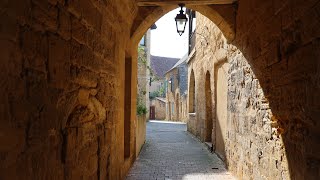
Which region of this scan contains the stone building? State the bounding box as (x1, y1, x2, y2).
(165, 55, 188, 122)
(137, 28, 153, 121)
(150, 97, 166, 120)
(136, 27, 154, 157)
(0, 0, 319, 180)
(149, 55, 179, 97)
(149, 55, 178, 120)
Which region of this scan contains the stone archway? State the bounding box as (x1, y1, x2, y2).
(0, 0, 319, 180)
(128, 2, 320, 179)
(189, 70, 196, 113)
(205, 71, 213, 143)
(130, 2, 236, 48)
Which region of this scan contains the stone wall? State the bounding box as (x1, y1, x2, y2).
(182, 0, 320, 179)
(178, 63, 188, 95)
(187, 15, 222, 141)
(154, 98, 166, 120)
(165, 68, 188, 122)
(137, 31, 150, 121)
(135, 116, 146, 157)
(187, 13, 291, 179)
(137, 47, 147, 106)
(0, 0, 138, 179)
(166, 68, 178, 121)
(136, 33, 150, 160)
(0, 0, 319, 179)
(227, 47, 290, 179)
(180, 94, 189, 123)
(233, 1, 320, 179)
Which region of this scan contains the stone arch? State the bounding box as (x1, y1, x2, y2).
(128, 2, 320, 180)
(205, 71, 213, 143)
(130, 4, 236, 49)
(189, 70, 196, 113)
(0, 0, 318, 180)
(130, 6, 176, 48)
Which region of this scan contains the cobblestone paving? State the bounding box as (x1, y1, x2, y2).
(127, 120, 236, 180)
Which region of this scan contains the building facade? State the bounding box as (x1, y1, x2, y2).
(149, 55, 179, 119)
(165, 55, 188, 122)
(149, 55, 179, 97)
(136, 29, 152, 157)
(150, 97, 166, 120)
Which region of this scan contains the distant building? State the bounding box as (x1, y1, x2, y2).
(137, 30, 151, 120)
(149, 55, 179, 97)
(165, 54, 188, 122)
(149, 55, 179, 119)
(150, 97, 166, 120)
(137, 24, 157, 121)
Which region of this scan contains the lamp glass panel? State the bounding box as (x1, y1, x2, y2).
(177, 19, 186, 31)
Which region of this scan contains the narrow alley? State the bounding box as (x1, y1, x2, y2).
(127, 121, 235, 180)
(1, 0, 320, 179)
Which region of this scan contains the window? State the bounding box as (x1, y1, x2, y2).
(165, 80, 168, 92)
(192, 16, 196, 33)
(149, 77, 152, 86)
(171, 78, 174, 92)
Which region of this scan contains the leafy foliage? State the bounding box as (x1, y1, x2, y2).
(136, 46, 149, 116)
(149, 84, 166, 100)
(137, 101, 148, 116)
(138, 47, 154, 77)
(149, 91, 159, 100)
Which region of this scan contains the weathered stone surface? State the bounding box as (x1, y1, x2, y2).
(0, 0, 319, 180)
(186, 11, 319, 180)
(165, 60, 189, 122)
(151, 98, 166, 120)
(0, 0, 134, 179)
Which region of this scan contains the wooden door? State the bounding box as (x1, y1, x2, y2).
(150, 106, 155, 119)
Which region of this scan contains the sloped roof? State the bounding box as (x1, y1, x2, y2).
(150, 55, 179, 78)
(156, 97, 166, 103)
(166, 53, 188, 74)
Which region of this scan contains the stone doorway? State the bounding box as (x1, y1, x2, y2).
(149, 106, 155, 119)
(189, 70, 196, 113)
(205, 72, 213, 143)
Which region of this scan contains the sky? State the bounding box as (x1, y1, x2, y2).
(150, 8, 189, 59)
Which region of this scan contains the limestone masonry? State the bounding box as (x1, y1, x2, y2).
(0, 0, 319, 180)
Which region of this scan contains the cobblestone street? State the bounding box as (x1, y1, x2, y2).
(127, 121, 236, 180)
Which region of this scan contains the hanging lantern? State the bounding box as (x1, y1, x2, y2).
(175, 3, 188, 36)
